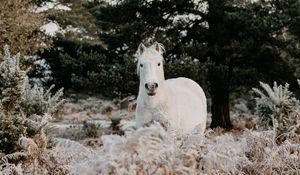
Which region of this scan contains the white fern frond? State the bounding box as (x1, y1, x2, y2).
(252, 87, 267, 99)
(253, 81, 300, 143)
(1, 152, 28, 164)
(50, 138, 94, 165)
(0, 163, 23, 175)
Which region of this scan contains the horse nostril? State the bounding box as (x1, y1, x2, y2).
(145, 83, 158, 91)
(145, 83, 149, 90)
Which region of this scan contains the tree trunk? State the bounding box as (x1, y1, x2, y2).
(206, 0, 232, 129)
(209, 66, 232, 129)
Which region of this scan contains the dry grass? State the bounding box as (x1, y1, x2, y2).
(1, 96, 299, 175)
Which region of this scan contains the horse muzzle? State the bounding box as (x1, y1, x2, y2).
(145, 82, 158, 96)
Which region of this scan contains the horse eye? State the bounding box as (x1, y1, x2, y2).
(140, 64, 143, 68)
(158, 62, 161, 66)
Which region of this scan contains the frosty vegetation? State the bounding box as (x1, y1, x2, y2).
(0, 43, 299, 174)
(0, 49, 299, 174)
(253, 81, 300, 144)
(1, 0, 299, 174)
(0, 45, 65, 174)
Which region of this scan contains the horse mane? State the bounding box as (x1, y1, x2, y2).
(135, 42, 165, 57)
(151, 42, 165, 55)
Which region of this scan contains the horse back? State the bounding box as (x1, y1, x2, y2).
(166, 77, 206, 104)
(166, 77, 207, 132)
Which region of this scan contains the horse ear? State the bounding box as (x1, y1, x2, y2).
(151, 42, 164, 55)
(137, 43, 146, 55)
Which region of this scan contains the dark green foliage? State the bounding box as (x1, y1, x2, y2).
(43, 0, 300, 128)
(286, 0, 300, 38)
(165, 56, 206, 87)
(84, 0, 300, 128)
(45, 37, 139, 96)
(86, 0, 299, 83)
(47, 0, 99, 42)
(45, 38, 206, 97)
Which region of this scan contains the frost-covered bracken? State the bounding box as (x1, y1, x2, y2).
(46, 92, 299, 175)
(21, 77, 64, 116)
(11, 120, 296, 175)
(0, 45, 64, 118)
(0, 45, 24, 115)
(1, 95, 300, 174)
(253, 81, 300, 143)
(252, 81, 298, 121)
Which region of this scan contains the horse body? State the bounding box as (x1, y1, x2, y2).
(166, 77, 207, 133)
(135, 42, 207, 134)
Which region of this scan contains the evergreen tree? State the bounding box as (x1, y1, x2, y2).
(87, 0, 300, 129)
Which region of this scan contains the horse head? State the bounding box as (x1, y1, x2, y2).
(136, 42, 165, 96)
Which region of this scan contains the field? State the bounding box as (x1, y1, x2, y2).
(2, 96, 297, 175)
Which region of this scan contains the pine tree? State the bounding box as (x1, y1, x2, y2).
(88, 0, 299, 129)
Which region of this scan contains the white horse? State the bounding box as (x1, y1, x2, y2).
(135, 42, 207, 134)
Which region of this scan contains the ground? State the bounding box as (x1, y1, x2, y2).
(43, 95, 299, 175)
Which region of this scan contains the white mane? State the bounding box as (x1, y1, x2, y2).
(135, 42, 207, 134)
